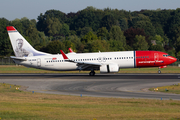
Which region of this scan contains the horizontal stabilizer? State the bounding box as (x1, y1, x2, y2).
(10, 56, 27, 61)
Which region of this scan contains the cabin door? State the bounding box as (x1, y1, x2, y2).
(37, 58, 41, 67)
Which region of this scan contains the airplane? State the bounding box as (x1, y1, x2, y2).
(6, 26, 177, 76)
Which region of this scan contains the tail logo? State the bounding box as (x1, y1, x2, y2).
(15, 39, 33, 57)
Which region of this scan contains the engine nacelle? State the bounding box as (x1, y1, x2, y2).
(100, 64, 119, 73)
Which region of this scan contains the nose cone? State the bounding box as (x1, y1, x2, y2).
(169, 56, 177, 63)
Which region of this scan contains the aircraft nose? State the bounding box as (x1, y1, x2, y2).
(170, 56, 177, 63)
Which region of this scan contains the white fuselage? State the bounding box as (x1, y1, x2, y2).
(15, 51, 135, 71)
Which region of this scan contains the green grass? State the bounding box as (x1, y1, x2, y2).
(1, 83, 180, 120)
(0, 65, 180, 73)
(149, 83, 180, 94)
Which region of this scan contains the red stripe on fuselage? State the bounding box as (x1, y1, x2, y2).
(135, 51, 176, 68)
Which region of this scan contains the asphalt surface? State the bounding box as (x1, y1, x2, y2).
(0, 73, 180, 100)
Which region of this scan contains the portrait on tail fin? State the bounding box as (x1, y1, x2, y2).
(15, 39, 33, 57)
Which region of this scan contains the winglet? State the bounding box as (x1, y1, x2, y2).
(60, 50, 69, 59)
(68, 48, 73, 53)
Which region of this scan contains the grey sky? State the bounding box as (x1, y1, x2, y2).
(0, 0, 180, 20)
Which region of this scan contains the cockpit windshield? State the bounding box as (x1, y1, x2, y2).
(163, 54, 170, 57)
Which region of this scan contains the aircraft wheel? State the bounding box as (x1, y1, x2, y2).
(89, 71, 95, 76)
(158, 70, 161, 74)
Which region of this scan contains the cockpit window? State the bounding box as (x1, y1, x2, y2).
(163, 54, 170, 57)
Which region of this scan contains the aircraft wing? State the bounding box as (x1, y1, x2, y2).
(10, 56, 27, 61)
(60, 50, 102, 70)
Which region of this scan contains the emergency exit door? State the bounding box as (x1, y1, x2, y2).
(37, 58, 41, 67)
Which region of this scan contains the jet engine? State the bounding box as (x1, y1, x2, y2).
(100, 64, 119, 73)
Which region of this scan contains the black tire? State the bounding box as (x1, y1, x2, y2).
(89, 71, 95, 76)
(158, 70, 161, 74)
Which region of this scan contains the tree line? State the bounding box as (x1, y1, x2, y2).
(1, 6, 180, 59)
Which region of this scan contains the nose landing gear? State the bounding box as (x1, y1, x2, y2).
(158, 68, 161, 74)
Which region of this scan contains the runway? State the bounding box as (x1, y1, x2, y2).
(0, 73, 180, 100)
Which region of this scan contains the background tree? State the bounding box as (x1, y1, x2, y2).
(11, 19, 23, 34)
(133, 20, 156, 36)
(77, 27, 93, 37)
(149, 44, 165, 52)
(124, 27, 149, 48)
(44, 40, 65, 54)
(174, 36, 180, 57)
(133, 35, 148, 50)
(101, 14, 117, 31)
(81, 31, 98, 43)
(87, 40, 109, 52)
(0, 18, 12, 56)
(108, 40, 125, 51)
(70, 7, 103, 31)
(60, 23, 70, 36)
(119, 18, 128, 31)
(45, 17, 62, 36)
(109, 25, 126, 47)
(97, 27, 109, 40)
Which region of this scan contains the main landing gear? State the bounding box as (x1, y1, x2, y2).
(158, 68, 161, 74)
(89, 70, 95, 76)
